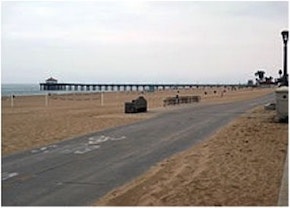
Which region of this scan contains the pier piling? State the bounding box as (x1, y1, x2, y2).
(39, 83, 249, 92)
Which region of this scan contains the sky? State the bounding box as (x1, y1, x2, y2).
(1, 1, 289, 84)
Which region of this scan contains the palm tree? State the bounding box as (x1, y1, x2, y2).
(265, 76, 273, 84)
(255, 70, 265, 83)
(278, 69, 283, 77)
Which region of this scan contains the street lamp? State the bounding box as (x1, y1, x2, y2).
(281, 30, 288, 86)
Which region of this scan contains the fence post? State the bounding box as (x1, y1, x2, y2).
(11, 94, 14, 108)
(45, 93, 48, 106)
(101, 92, 104, 106)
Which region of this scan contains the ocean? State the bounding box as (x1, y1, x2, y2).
(1, 83, 154, 97)
(1, 84, 83, 97)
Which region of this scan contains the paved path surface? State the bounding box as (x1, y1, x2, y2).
(2, 94, 274, 206)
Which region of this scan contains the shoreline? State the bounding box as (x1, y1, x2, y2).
(1, 90, 107, 98)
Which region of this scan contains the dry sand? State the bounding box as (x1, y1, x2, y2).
(96, 106, 288, 206)
(2, 87, 274, 155)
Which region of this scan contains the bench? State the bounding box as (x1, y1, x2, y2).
(163, 95, 200, 106)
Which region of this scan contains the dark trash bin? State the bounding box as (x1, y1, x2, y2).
(125, 96, 147, 113)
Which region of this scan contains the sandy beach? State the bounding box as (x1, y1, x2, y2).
(2, 86, 287, 206)
(2, 87, 274, 155)
(96, 106, 288, 206)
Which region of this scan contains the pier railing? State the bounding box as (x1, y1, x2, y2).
(40, 83, 249, 92)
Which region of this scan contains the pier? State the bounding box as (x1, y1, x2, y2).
(39, 82, 249, 92)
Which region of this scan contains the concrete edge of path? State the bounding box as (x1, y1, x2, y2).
(278, 152, 288, 206)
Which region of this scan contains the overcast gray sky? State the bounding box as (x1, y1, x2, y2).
(1, 1, 288, 84)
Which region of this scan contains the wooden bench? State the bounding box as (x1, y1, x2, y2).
(163, 95, 201, 106)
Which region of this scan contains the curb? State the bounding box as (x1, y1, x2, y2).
(278, 152, 288, 206)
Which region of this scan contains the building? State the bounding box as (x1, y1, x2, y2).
(247, 80, 254, 86)
(46, 77, 58, 84)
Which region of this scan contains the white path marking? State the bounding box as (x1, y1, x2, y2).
(110, 136, 127, 141)
(72, 135, 127, 154)
(74, 145, 100, 154)
(88, 135, 109, 145)
(31, 145, 58, 154)
(30, 135, 128, 155)
(2, 172, 19, 181)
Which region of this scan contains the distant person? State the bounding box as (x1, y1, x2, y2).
(175, 94, 179, 104)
